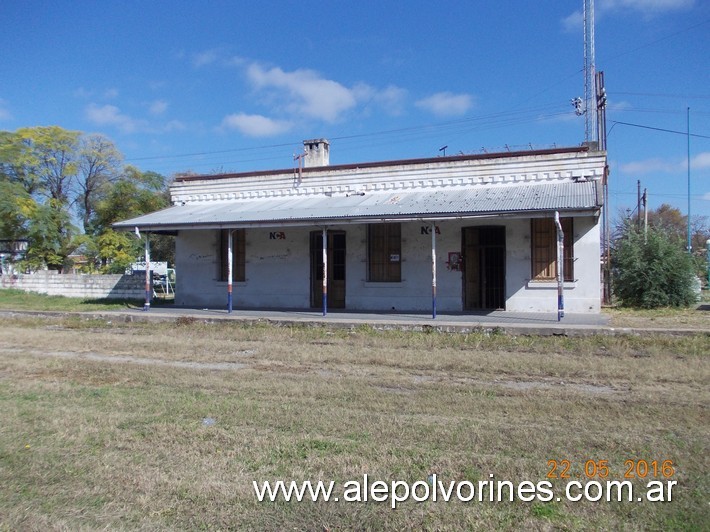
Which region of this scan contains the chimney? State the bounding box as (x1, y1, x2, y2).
(303, 138, 330, 167)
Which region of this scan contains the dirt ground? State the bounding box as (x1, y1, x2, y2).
(0, 314, 707, 530)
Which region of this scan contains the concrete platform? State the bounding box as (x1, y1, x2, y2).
(102, 305, 621, 336)
(2, 305, 706, 337)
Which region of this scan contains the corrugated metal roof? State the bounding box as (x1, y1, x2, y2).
(114, 181, 600, 231)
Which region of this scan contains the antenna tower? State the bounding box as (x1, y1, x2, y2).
(584, 0, 598, 145)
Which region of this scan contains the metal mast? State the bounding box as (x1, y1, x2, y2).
(584, 0, 598, 145)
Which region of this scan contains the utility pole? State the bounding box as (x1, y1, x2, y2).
(637, 180, 642, 231)
(643, 188, 648, 243)
(584, 0, 598, 145)
(687, 107, 692, 253)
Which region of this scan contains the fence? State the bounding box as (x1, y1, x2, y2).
(0, 271, 148, 300)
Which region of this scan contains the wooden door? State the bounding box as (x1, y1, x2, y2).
(310, 231, 346, 308)
(463, 226, 506, 310)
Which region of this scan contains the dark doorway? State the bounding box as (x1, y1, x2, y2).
(310, 231, 346, 308)
(462, 226, 506, 310)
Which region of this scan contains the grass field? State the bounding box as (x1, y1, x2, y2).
(0, 314, 707, 530)
(0, 288, 142, 312)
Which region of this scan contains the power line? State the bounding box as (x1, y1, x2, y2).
(127, 141, 295, 162)
(610, 91, 710, 100)
(609, 120, 710, 139)
(601, 18, 710, 62)
(126, 103, 572, 169)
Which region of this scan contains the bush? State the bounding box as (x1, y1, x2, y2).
(612, 225, 696, 308)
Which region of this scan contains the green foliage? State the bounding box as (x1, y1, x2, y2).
(91, 167, 168, 234)
(1, 127, 172, 271)
(0, 130, 41, 194)
(90, 166, 172, 268)
(76, 134, 123, 232)
(96, 229, 140, 273)
(612, 224, 697, 309)
(14, 126, 81, 202)
(23, 200, 77, 271)
(0, 181, 36, 242)
(628, 204, 710, 280)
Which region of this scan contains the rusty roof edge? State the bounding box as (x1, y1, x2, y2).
(174, 146, 596, 183)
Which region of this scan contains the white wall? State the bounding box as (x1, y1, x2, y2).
(505, 216, 601, 313)
(0, 271, 147, 300)
(174, 216, 601, 313)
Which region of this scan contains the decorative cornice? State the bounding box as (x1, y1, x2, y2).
(171, 149, 607, 205)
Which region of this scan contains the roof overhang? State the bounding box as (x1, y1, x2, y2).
(114, 180, 601, 233)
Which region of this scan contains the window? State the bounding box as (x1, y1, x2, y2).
(531, 218, 573, 281)
(367, 223, 401, 282)
(219, 229, 245, 282)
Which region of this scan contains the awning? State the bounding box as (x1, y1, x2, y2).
(114, 180, 601, 232)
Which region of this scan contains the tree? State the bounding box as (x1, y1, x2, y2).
(0, 130, 41, 194)
(612, 223, 697, 308)
(0, 181, 36, 243)
(91, 166, 173, 272)
(76, 134, 123, 233)
(1, 126, 173, 273)
(14, 126, 81, 203)
(91, 166, 168, 232)
(622, 203, 709, 284)
(23, 199, 76, 271)
(0, 127, 82, 271)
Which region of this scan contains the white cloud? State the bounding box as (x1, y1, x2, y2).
(620, 157, 678, 174)
(607, 100, 633, 112)
(374, 85, 408, 116)
(415, 92, 474, 117)
(246, 63, 358, 123)
(619, 151, 710, 174)
(602, 0, 695, 12)
(0, 98, 11, 121)
(691, 152, 710, 169)
(562, 11, 584, 33)
(226, 55, 247, 67)
(562, 0, 694, 31)
(163, 119, 186, 132)
(221, 113, 293, 137)
(73, 87, 93, 99)
(85, 103, 143, 133)
(702, 192, 710, 201)
(192, 49, 219, 67)
(73, 87, 120, 100)
(149, 99, 169, 115)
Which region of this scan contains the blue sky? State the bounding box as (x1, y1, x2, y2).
(1, 0, 709, 219)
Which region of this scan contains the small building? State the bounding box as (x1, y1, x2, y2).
(115, 140, 607, 315)
(0, 239, 29, 275)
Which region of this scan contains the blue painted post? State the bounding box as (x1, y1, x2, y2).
(227, 230, 233, 313)
(554, 212, 564, 321)
(431, 222, 437, 319)
(322, 228, 328, 316)
(143, 232, 151, 311)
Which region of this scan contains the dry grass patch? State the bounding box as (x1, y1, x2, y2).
(606, 302, 710, 330)
(0, 315, 707, 530)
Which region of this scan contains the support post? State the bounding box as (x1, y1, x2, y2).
(637, 180, 642, 231)
(643, 189, 648, 244)
(431, 222, 437, 319)
(143, 232, 151, 311)
(322, 227, 328, 316)
(227, 230, 233, 313)
(687, 107, 692, 253)
(554, 212, 564, 321)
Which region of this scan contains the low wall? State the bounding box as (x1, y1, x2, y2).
(0, 271, 148, 300)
